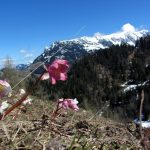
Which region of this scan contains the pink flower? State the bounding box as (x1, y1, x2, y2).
(58, 98, 79, 111)
(41, 59, 70, 84)
(0, 80, 12, 98)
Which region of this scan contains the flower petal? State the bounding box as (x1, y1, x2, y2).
(60, 73, 67, 81)
(41, 73, 50, 80)
(51, 77, 56, 84)
(47, 59, 70, 84)
(0, 80, 12, 98)
(0, 101, 9, 114)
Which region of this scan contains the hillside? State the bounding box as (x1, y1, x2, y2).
(0, 98, 146, 149)
(28, 35, 150, 121)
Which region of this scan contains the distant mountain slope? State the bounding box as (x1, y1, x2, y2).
(28, 35, 150, 120)
(33, 23, 149, 64)
(16, 64, 29, 70)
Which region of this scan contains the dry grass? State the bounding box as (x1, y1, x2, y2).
(0, 97, 149, 149)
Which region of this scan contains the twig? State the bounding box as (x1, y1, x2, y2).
(1, 121, 10, 140)
(36, 140, 46, 150)
(139, 90, 144, 139)
(12, 122, 22, 141)
(29, 129, 42, 149)
(88, 110, 101, 121)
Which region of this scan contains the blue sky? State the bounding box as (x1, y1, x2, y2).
(0, 0, 150, 67)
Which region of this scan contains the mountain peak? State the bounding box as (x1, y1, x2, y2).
(33, 23, 149, 64)
(64, 23, 149, 51)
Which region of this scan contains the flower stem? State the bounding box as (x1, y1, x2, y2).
(52, 100, 62, 118)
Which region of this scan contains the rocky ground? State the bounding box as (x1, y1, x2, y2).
(0, 98, 149, 150)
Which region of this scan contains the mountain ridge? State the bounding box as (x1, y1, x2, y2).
(33, 23, 149, 65)
(29, 35, 150, 120)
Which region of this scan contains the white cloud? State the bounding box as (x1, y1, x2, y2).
(121, 23, 136, 32)
(94, 23, 148, 38)
(18, 49, 36, 65)
(93, 23, 139, 37)
(19, 49, 35, 58)
(20, 49, 27, 54)
(24, 53, 34, 58)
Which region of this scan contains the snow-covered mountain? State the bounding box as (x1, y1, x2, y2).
(33, 23, 149, 64)
(16, 64, 29, 70)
